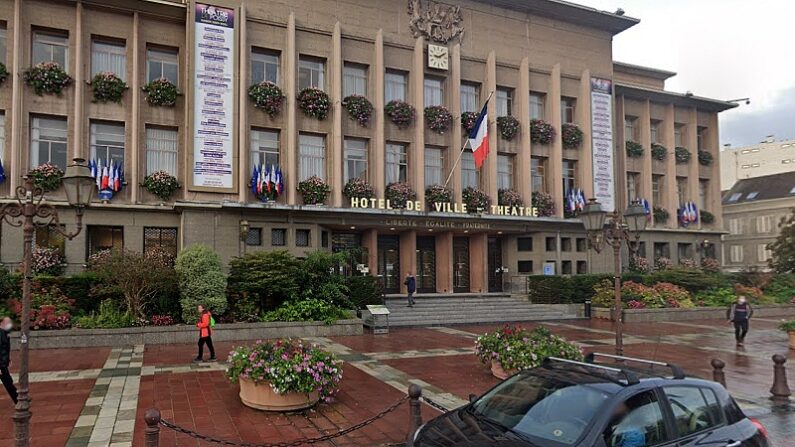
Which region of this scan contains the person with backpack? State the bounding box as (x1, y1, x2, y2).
(727, 295, 753, 347)
(0, 316, 18, 404)
(193, 304, 216, 362)
(404, 272, 416, 307)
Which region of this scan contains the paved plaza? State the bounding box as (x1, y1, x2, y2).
(0, 317, 793, 446)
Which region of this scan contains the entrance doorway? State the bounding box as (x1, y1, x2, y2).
(453, 236, 470, 293)
(416, 236, 436, 293)
(488, 237, 503, 292)
(377, 235, 400, 293)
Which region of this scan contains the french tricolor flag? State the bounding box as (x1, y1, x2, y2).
(467, 103, 489, 169)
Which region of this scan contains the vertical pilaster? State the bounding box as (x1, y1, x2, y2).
(469, 233, 487, 293)
(708, 113, 722, 228)
(450, 43, 462, 198)
(284, 13, 297, 205)
(435, 232, 453, 293)
(373, 30, 385, 197)
(73, 1, 84, 159)
(549, 64, 563, 217)
(130, 12, 140, 203)
(330, 22, 343, 207)
(237, 4, 248, 201)
(614, 95, 626, 209)
(362, 229, 378, 277)
(517, 57, 532, 202)
(412, 37, 425, 204)
(663, 104, 677, 228)
(577, 69, 593, 198)
(686, 108, 699, 213)
(639, 99, 652, 201)
(9, 0, 22, 189)
(399, 230, 417, 294)
(485, 51, 497, 205)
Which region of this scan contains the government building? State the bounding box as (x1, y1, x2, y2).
(0, 0, 734, 294)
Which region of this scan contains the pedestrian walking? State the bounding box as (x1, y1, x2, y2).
(727, 295, 753, 347)
(404, 272, 416, 307)
(193, 305, 216, 363)
(0, 316, 18, 404)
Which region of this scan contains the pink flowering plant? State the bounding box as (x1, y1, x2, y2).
(498, 188, 523, 208)
(530, 119, 555, 145)
(463, 187, 491, 213)
(651, 143, 667, 161)
(343, 177, 375, 201)
(561, 123, 584, 149)
(475, 324, 582, 371)
(297, 87, 330, 120)
(531, 191, 555, 217)
(460, 111, 478, 133)
(496, 116, 520, 141)
(142, 77, 180, 107)
(680, 258, 698, 269)
(385, 182, 416, 209)
(23, 62, 72, 96)
(675, 146, 691, 164)
(248, 81, 285, 117)
(424, 105, 453, 134)
(628, 255, 652, 274)
(89, 72, 128, 103)
(384, 100, 416, 128)
(29, 163, 64, 192)
(31, 247, 65, 276)
(701, 257, 720, 273)
(626, 140, 644, 158)
(655, 257, 673, 270)
(226, 338, 343, 402)
(425, 184, 453, 207)
(297, 176, 331, 205)
(342, 95, 373, 127)
(141, 170, 181, 201)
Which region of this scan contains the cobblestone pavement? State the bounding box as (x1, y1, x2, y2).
(0, 317, 791, 446)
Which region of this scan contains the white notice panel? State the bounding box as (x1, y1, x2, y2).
(193, 4, 235, 189)
(590, 77, 615, 212)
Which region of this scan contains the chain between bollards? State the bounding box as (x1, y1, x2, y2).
(770, 354, 791, 402)
(711, 358, 726, 389)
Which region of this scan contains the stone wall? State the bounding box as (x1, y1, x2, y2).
(592, 305, 795, 323)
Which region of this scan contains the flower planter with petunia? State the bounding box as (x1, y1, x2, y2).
(460, 111, 478, 134)
(385, 182, 416, 209)
(675, 146, 692, 164)
(343, 177, 375, 202)
(498, 188, 523, 208)
(384, 100, 416, 128)
(342, 94, 373, 127)
(141, 170, 181, 201)
(142, 78, 180, 107)
(653, 206, 669, 224)
(463, 187, 491, 213)
(530, 119, 555, 145)
(23, 62, 73, 96)
(698, 150, 713, 166)
(29, 163, 64, 192)
(297, 87, 330, 120)
(531, 191, 555, 217)
(700, 210, 715, 225)
(89, 72, 128, 103)
(424, 106, 453, 134)
(625, 140, 644, 158)
(496, 115, 520, 141)
(561, 123, 583, 149)
(425, 184, 453, 208)
(248, 81, 285, 117)
(651, 143, 667, 161)
(297, 176, 331, 205)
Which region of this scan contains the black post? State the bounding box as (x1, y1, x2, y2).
(770, 354, 792, 402)
(584, 299, 592, 318)
(710, 358, 726, 388)
(406, 384, 423, 446)
(144, 408, 161, 447)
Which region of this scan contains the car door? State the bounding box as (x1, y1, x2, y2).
(598, 389, 679, 447)
(660, 385, 741, 447)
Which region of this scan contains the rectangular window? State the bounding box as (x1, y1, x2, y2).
(561, 97, 576, 124)
(676, 177, 687, 205)
(296, 229, 311, 247)
(385, 143, 408, 184)
(271, 228, 287, 246)
(496, 88, 512, 116)
(652, 175, 663, 206)
(245, 228, 262, 246)
(143, 227, 178, 259)
(758, 244, 772, 262)
(663, 387, 723, 437)
(624, 117, 637, 141)
(531, 157, 547, 193)
(35, 225, 65, 256)
(546, 237, 556, 252)
(517, 260, 533, 274)
(145, 126, 178, 176)
(251, 48, 280, 84)
(637, 242, 647, 258)
(461, 150, 478, 189)
(299, 134, 326, 181)
(30, 116, 68, 170)
(728, 218, 742, 235)
(626, 172, 639, 202)
(90, 121, 125, 168)
(385, 70, 407, 103)
(460, 83, 479, 113)
(424, 147, 444, 186)
(697, 127, 706, 151)
(250, 128, 280, 169)
(654, 242, 670, 259)
(674, 124, 685, 147)
(730, 245, 743, 263)
(698, 180, 708, 210)
(756, 215, 772, 234)
(91, 40, 126, 80)
(0, 26, 6, 64)
(146, 48, 178, 84)
(343, 63, 368, 97)
(424, 77, 444, 107)
(561, 261, 572, 274)
(87, 225, 123, 258)
(529, 92, 545, 120)
(497, 154, 514, 190)
(562, 159, 577, 192)
(678, 243, 693, 261)
(576, 261, 587, 274)
(517, 237, 533, 252)
(606, 392, 672, 447)
(344, 138, 368, 182)
(33, 30, 68, 67)
(576, 238, 586, 252)
(321, 231, 329, 248)
(650, 121, 660, 144)
(561, 238, 572, 252)
(298, 57, 325, 90)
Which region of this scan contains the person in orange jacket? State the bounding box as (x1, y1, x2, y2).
(193, 304, 216, 363)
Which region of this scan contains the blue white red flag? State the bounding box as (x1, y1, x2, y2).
(467, 103, 489, 169)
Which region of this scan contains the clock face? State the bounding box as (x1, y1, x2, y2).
(427, 44, 449, 70)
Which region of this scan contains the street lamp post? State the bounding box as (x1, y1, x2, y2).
(580, 199, 647, 356)
(1, 159, 94, 447)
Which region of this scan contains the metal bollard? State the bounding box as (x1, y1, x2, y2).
(710, 358, 726, 388)
(144, 408, 161, 447)
(406, 384, 423, 447)
(770, 354, 792, 402)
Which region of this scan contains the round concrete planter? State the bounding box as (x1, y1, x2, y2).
(788, 331, 795, 350)
(490, 360, 517, 380)
(238, 377, 319, 411)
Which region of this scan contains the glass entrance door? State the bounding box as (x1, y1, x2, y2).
(416, 236, 436, 293)
(488, 237, 503, 292)
(453, 237, 470, 293)
(377, 235, 400, 293)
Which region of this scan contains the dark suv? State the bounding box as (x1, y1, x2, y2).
(413, 353, 770, 447)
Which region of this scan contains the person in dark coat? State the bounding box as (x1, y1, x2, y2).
(404, 272, 417, 307)
(727, 295, 753, 347)
(0, 316, 18, 404)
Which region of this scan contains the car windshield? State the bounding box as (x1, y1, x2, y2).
(472, 372, 611, 446)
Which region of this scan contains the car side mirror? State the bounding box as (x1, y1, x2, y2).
(469, 394, 477, 403)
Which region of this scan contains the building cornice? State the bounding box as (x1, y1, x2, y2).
(475, 0, 639, 35)
(615, 83, 738, 113)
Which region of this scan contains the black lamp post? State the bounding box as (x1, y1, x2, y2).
(580, 198, 647, 356)
(1, 158, 94, 447)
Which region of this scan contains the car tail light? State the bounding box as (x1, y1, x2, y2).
(750, 417, 769, 439)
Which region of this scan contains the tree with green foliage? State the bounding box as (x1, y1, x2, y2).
(295, 251, 351, 307)
(769, 211, 795, 273)
(227, 250, 300, 315)
(174, 245, 227, 323)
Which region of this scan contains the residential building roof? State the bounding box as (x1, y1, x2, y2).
(722, 171, 795, 205)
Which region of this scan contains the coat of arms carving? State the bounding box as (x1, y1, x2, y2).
(407, 0, 464, 44)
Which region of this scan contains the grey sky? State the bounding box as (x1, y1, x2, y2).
(575, 0, 794, 147)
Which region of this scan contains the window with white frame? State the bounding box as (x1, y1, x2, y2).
(90, 122, 125, 168)
(496, 88, 512, 116)
(730, 245, 744, 263)
(385, 70, 407, 103)
(343, 63, 368, 97)
(250, 128, 279, 169)
(298, 57, 325, 90)
(697, 127, 706, 151)
(0, 26, 8, 65)
(250, 48, 280, 84)
(531, 157, 546, 193)
(650, 121, 660, 143)
(625, 117, 638, 141)
(728, 218, 742, 235)
(33, 30, 68, 67)
(756, 215, 772, 234)
(424, 77, 443, 107)
(385, 143, 408, 184)
(91, 40, 126, 80)
(299, 134, 325, 181)
(30, 116, 68, 170)
(461, 150, 478, 189)
(529, 92, 545, 120)
(147, 48, 178, 84)
(698, 180, 708, 209)
(674, 124, 685, 147)
(562, 159, 577, 192)
(652, 175, 663, 205)
(561, 97, 576, 124)
(344, 138, 368, 182)
(676, 177, 687, 205)
(145, 126, 178, 176)
(460, 83, 479, 113)
(497, 154, 514, 190)
(758, 244, 772, 262)
(627, 172, 640, 202)
(424, 147, 444, 186)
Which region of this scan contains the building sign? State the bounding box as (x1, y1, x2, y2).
(351, 197, 538, 217)
(590, 77, 615, 212)
(382, 219, 493, 230)
(193, 4, 235, 189)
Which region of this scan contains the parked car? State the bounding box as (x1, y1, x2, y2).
(413, 353, 770, 447)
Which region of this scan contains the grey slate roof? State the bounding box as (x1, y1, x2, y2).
(722, 171, 795, 204)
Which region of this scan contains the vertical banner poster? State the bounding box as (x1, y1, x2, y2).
(193, 4, 235, 189)
(590, 77, 615, 212)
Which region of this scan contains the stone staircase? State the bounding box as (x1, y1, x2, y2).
(370, 293, 581, 327)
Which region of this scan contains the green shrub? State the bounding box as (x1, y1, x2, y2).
(296, 251, 352, 308)
(76, 299, 134, 329)
(693, 288, 736, 307)
(643, 268, 724, 293)
(762, 274, 795, 303)
(261, 299, 352, 324)
(227, 250, 300, 315)
(175, 245, 227, 323)
(347, 275, 383, 310)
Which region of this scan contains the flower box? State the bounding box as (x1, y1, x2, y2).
(385, 100, 415, 128)
(23, 62, 72, 96)
(238, 377, 319, 411)
(561, 123, 583, 149)
(460, 111, 478, 133)
(297, 87, 330, 120)
(625, 140, 644, 158)
(142, 78, 180, 107)
(496, 116, 520, 141)
(342, 94, 373, 127)
(248, 81, 285, 117)
(675, 146, 691, 164)
(425, 106, 453, 134)
(530, 119, 555, 145)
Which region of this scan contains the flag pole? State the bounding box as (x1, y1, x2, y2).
(443, 90, 494, 189)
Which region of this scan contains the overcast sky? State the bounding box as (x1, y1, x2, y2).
(575, 0, 795, 148)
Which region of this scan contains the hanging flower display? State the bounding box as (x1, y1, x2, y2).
(675, 146, 692, 163)
(460, 111, 478, 134)
(424, 106, 453, 134)
(0, 62, 10, 86)
(248, 81, 285, 117)
(625, 140, 644, 158)
(29, 163, 64, 192)
(700, 210, 715, 224)
(384, 100, 416, 128)
(653, 206, 669, 223)
(496, 116, 520, 141)
(297, 87, 330, 120)
(343, 177, 375, 201)
(342, 94, 373, 127)
(142, 77, 180, 107)
(23, 62, 72, 96)
(498, 188, 523, 208)
(530, 119, 555, 145)
(141, 170, 181, 201)
(425, 184, 453, 208)
(463, 187, 491, 213)
(297, 176, 331, 205)
(698, 150, 713, 166)
(531, 191, 555, 217)
(651, 143, 667, 161)
(89, 72, 128, 103)
(561, 123, 583, 149)
(385, 182, 416, 209)
(250, 164, 285, 202)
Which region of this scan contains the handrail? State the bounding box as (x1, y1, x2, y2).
(585, 352, 685, 379)
(545, 357, 640, 385)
